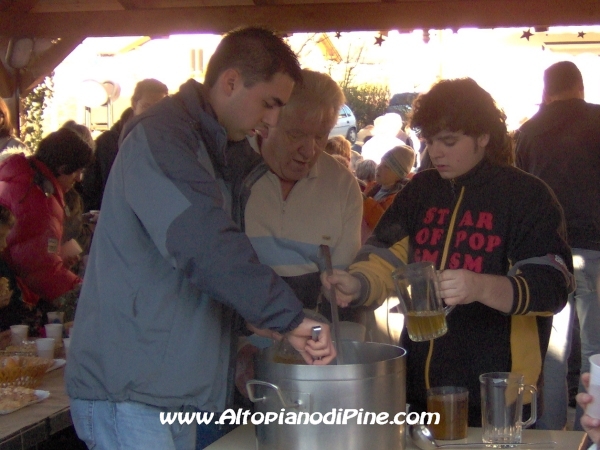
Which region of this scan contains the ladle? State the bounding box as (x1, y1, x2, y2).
(409, 424, 556, 449)
(319, 244, 344, 364)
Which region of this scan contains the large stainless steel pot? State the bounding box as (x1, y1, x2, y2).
(247, 341, 406, 450)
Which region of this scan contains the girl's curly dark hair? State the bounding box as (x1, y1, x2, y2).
(409, 78, 514, 166)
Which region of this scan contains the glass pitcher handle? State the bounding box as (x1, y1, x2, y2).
(443, 304, 455, 316)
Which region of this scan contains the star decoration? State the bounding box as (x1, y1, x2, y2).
(521, 29, 533, 41)
(578, 31, 586, 38)
(374, 34, 385, 46)
(335, 32, 341, 39)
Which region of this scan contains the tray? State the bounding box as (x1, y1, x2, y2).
(0, 341, 37, 357)
(0, 356, 54, 389)
(0, 389, 50, 415)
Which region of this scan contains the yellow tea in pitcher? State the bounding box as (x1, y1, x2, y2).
(405, 310, 447, 341)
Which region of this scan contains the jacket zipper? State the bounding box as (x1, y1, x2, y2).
(424, 181, 466, 390)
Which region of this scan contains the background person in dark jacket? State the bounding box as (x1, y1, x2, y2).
(516, 60, 600, 431)
(80, 78, 168, 211)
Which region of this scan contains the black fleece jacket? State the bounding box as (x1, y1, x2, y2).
(353, 159, 572, 426)
(516, 98, 600, 250)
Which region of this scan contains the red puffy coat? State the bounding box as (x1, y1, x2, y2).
(0, 154, 81, 303)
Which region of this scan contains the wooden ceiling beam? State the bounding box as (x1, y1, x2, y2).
(0, 37, 15, 98)
(253, 0, 278, 6)
(18, 37, 83, 95)
(116, 0, 146, 9)
(0, 62, 14, 98)
(0, 0, 39, 13)
(0, 1, 599, 37)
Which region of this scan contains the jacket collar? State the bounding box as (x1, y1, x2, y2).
(28, 156, 65, 207)
(449, 158, 496, 188)
(175, 79, 228, 174)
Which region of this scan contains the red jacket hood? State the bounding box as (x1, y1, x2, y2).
(0, 154, 65, 208)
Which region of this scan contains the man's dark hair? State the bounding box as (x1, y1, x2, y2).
(544, 61, 583, 96)
(34, 128, 94, 176)
(61, 120, 95, 151)
(131, 78, 169, 104)
(204, 26, 302, 88)
(409, 78, 513, 166)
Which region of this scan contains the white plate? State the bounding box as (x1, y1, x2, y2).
(0, 390, 50, 414)
(46, 359, 66, 372)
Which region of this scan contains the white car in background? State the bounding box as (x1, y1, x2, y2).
(328, 104, 357, 143)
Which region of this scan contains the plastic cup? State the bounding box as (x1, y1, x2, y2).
(9, 325, 28, 346)
(586, 354, 600, 419)
(35, 338, 55, 359)
(62, 338, 71, 358)
(44, 323, 63, 345)
(47, 311, 65, 324)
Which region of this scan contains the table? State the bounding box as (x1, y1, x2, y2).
(206, 424, 587, 449)
(0, 367, 71, 450)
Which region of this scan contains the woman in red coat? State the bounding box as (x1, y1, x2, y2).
(0, 128, 93, 314)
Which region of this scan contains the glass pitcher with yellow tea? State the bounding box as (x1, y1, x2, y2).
(392, 261, 453, 341)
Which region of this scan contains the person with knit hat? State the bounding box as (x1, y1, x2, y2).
(362, 144, 415, 243)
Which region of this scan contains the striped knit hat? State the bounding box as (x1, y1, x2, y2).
(381, 144, 415, 179)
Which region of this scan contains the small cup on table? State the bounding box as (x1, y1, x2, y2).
(35, 338, 55, 359)
(9, 324, 28, 346)
(44, 323, 63, 347)
(586, 354, 600, 419)
(47, 311, 65, 324)
(426, 386, 469, 440)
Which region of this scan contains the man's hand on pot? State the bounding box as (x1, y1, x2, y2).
(288, 318, 336, 365)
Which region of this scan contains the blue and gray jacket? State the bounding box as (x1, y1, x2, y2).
(65, 79, 304, 411)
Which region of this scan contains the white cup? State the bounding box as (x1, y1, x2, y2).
(9, 325, 28, 346)
(586, 354, 600, 419)
(44, 323, 63, 346)
(35, 338, 55, 359)
(62, 338, 71, 358)
(61, 239, 82, 258)
(47, 311, 65, 324)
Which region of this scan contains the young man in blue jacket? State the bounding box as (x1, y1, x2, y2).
(66, 27, 336, 450)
